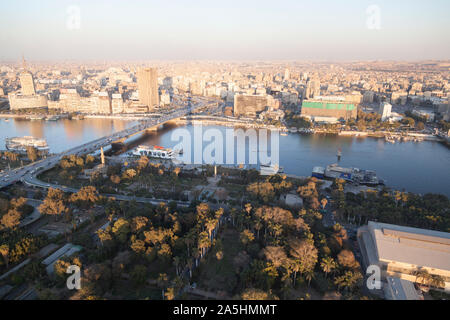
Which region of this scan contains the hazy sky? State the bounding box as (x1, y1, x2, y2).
(1, 0, 449, 61)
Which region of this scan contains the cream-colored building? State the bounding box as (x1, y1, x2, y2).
(358, 221, 450, 294)
(19, 70, 36, 96)
(8, 93, 48, 110)
(49, 90, 111, 114)
(137, 67, 159, 110)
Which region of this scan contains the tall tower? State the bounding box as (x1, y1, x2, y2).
(20, 56, 36, 96)
(137, 67, 159, 110)
(100, 147, 105, 166)
(284, 68, 290, 80)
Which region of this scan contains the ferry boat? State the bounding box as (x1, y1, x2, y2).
(312, 163, 384, 186)
(132, 145, 175, 159)
(5, 136, 49, 154)
(45, 115, 60, 121)
(259, 163, 283, 176)
(28, 115, 45, 121)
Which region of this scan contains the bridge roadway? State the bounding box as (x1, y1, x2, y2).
(0, 95, 221, 191)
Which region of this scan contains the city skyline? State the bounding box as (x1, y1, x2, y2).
(1, 0, 449, 61)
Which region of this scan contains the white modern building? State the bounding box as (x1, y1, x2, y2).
(379, 102, 392, 121)
(358, 221, 450, 297)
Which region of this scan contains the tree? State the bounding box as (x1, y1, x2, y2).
(131, 216, 148, 233)
(413, 269, 432, 288)
(429, 274, 445, 289)
(38, 188, 69, 219)
(320, 198, 328, 209)
(0, 209, 21, 230)
(334, 270, 362, 293)
(240, 229, 255, 246)
(69, 186, 99, 209)
(205, 218, 217, 241)
(289, 239, 318, 279)
(184, 229, 196, 257)
(112, 218, 130, 244)
(122, 168, 137, 181)
(337, 250, 359, 269)
(110, 175, 121, 185)
(196, 203, 210, 224)
(0, 244, 9, 268)
(320, 256, 337, 278)
(264, 246, 287, 269)
(157, 273, 169, 300)
(241, 288, 278, 300)
(198, 231, 210, 258)
(26, 146, 39, 162)
(416, 121, 425, 131)
(130, 265, 148, 287)
(165, 287, 176, 300)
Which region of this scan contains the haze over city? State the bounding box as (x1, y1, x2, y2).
(1, 0, 450, 61)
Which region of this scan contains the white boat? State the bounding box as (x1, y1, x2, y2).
(259, 163, 283, 176)
(5, 136, 49, 154)
(45, 115, 60, 121)
(28, 115, 45, 121)
(132, 145, 175, 159)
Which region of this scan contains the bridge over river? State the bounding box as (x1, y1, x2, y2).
(0, 95, 221, 190)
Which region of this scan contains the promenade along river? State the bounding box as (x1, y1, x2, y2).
(0, 118, 449, 197)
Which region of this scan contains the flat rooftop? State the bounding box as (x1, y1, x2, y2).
(368, 221, 450, 271)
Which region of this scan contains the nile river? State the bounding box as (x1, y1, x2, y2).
(0, 118, 449, 196)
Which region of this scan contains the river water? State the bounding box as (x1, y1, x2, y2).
(0, 118, 449, 196)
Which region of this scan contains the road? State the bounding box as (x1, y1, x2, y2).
(0, 95, 221, 190)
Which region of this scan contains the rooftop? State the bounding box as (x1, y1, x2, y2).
(368, 221, 450, 271)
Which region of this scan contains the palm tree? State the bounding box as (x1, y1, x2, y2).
(184, 230, 195, 257)
(429, 274, 445, 290)
(414, 269, 432, 288)
(215, 208, 224, 226)
(187, 259, 194, 279)
(290, 259, 301, 286)
(173, 256, 181, 276)
(157, 273, 169, 300)
(0, 245, 9, 268)
(320, 198, 328, 210)
(254, 219, 263, 240)
(205, 218, 217, 241)
(320, 256, 336, 278)
(198, 231, 210, 258)
(164, 287, 175, 300)
(305, 271, 315, 287)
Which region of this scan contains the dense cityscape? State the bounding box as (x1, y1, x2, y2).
(0, 0, 449, 309)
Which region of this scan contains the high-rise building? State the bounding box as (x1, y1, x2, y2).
(19, 57, 36, 96)
(20, 71, 36, 96)
(379, 102, 392, 121)
(284, 68, 290, 80)
(137, 67, 159, 109)
(305, 79, 320, 99)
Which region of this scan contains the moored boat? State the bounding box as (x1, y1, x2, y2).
(131, 145, 175, 159)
